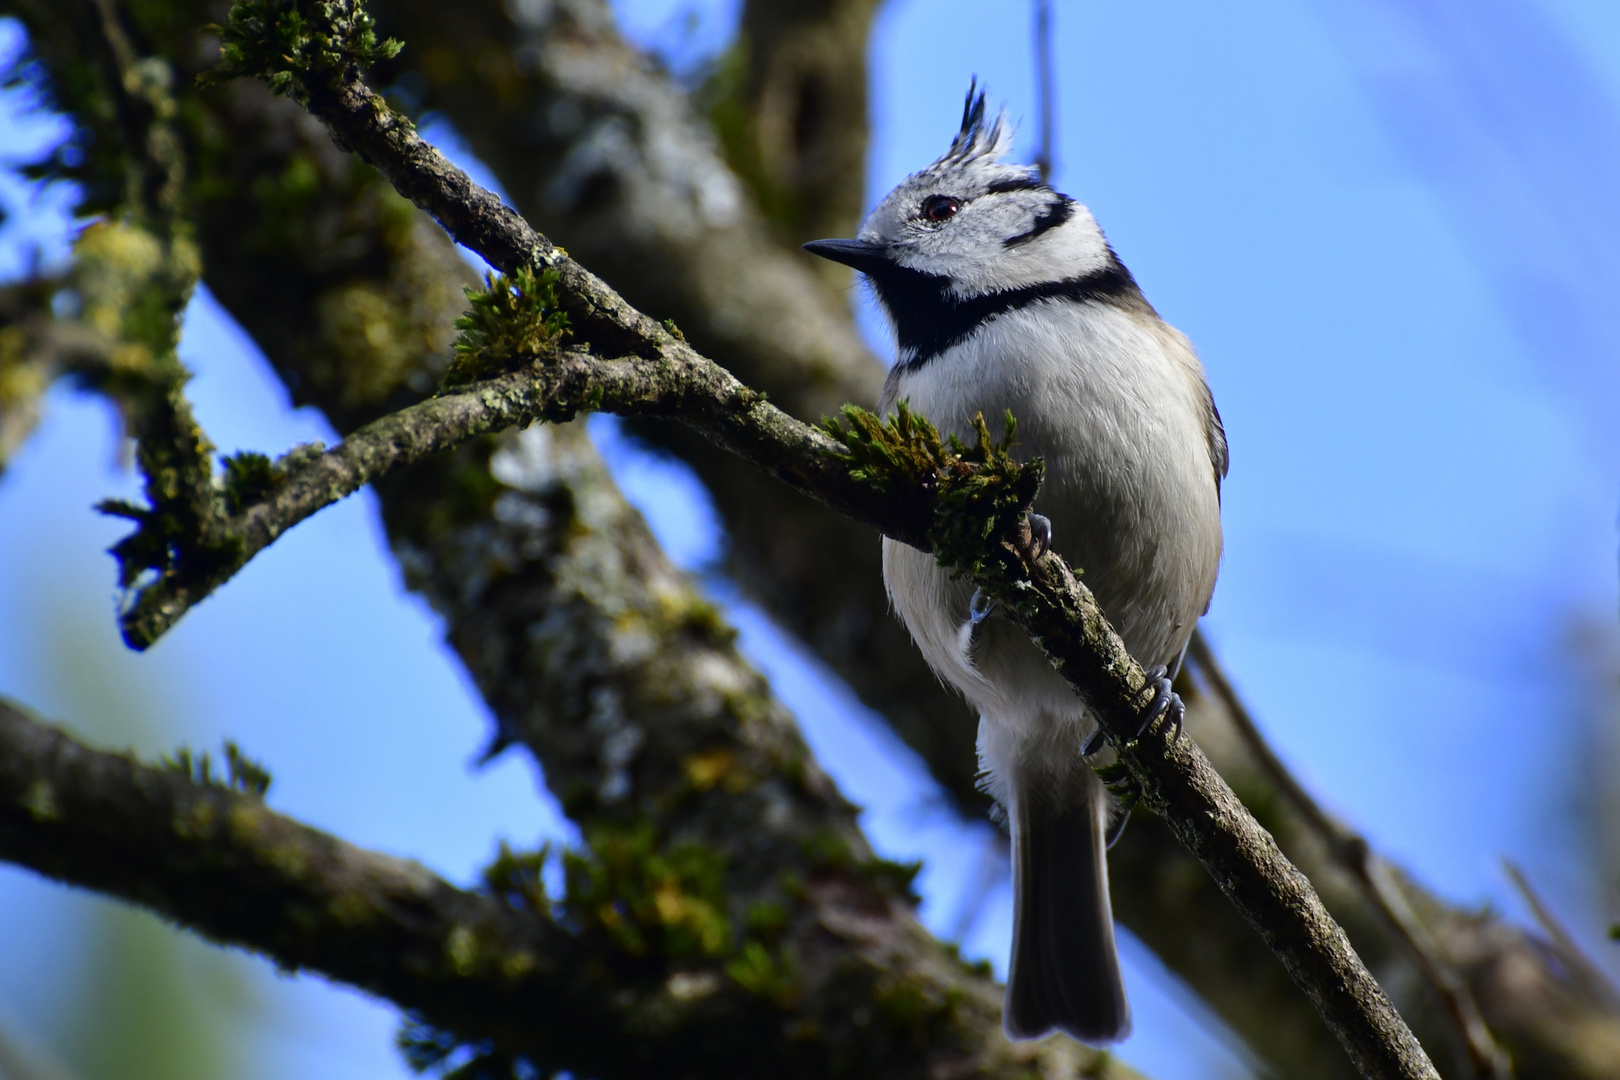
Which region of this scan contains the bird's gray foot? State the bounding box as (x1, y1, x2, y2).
(1026, 513, 1053, 560)
(968, 587, 997, 625)
(1135, 665, 1185, 742)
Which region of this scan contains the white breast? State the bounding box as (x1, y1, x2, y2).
(880, 297, 1222, 726)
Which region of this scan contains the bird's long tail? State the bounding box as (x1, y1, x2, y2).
(1003, 766, 1131, 1044)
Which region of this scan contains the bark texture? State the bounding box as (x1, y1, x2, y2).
(359, 6, 1620, 1078)
(367, 0, 990, 813)
(1, 4, 1133, 1075)
(0, 699, 582, 1058)
(4, 1, 1620, 1078)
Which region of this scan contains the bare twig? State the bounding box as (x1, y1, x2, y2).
(1033, 0, 1055, 182)
(1185, 630, 1511, 1079)
(1503, 861, 1620, 1014)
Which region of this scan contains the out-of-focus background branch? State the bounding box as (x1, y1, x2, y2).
(358, 2, 1620, 1076)
(0, 2, 1132, 1076)
(2, 1, 1620, 1079)
(367, 0, 990, 812)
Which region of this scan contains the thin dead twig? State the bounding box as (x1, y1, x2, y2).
(1185, 630, 1512, 1080)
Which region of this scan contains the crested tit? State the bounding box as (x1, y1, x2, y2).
(806, 87, 1226, 1045)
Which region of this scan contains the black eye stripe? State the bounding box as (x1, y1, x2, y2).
(1004, 196, 1076, 247)
(983, 176, 1046, 195)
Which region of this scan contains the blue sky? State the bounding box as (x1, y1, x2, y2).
(2, 2, 1620, 1078)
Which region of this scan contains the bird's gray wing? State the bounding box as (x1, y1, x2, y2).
(1202, 383, 1229, 500)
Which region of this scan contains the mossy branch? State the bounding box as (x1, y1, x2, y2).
(822, 403, 1043, 581)
(442, 267, 570, 389)
(3, 694, 1125, 1080)
(156, 3, 1445, 1077)
(0, 697, 577, 1067)
(202, 0, 402, 100)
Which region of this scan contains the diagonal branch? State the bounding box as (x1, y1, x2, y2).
(1186, 631, 1513, 1080)
(114, 323, 909, 646)
(181, 7, 1439, 1077)
(1502, 861, 1620, 1015)
(368, 0, 989, 818)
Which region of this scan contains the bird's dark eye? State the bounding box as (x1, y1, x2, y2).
(921, 195, 962, 222)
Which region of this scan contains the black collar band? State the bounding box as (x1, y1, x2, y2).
(867, 257, 1146, 369)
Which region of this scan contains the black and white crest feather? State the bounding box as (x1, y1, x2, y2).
(945, 80, 1015, 166)
(843, 81, 1148, 369)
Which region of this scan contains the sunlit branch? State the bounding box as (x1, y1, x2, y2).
(176, 6, 1442, 1077)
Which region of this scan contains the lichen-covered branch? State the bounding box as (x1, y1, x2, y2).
(191, 9, 1439, 1077)
(111, 295, 920, 644)
(366, 0, 988, 814)
(11, 696, 1109, 1080)
(0, 698, 589, 1060)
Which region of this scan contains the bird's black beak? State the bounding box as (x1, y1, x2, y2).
(803, 238, 892, 275)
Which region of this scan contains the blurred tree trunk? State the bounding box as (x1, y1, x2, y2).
(0, 1, 1128, 1076)
(367, 0, 992, 815)
(358, 3, 1620, 1078)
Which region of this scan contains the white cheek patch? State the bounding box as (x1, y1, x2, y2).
(875, 199, 1114, 299)
(949, 206, 1113, 296)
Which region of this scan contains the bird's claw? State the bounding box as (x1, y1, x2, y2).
(1134, 664, 1185, 743)
(968, 587, 997, 625)
(1081, 727, 1107, 757)
(1105, 806, 1132, 849)
(1082, 664, 1183, 756)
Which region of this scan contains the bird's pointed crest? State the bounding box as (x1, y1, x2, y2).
(945, 78, 1015, 166)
